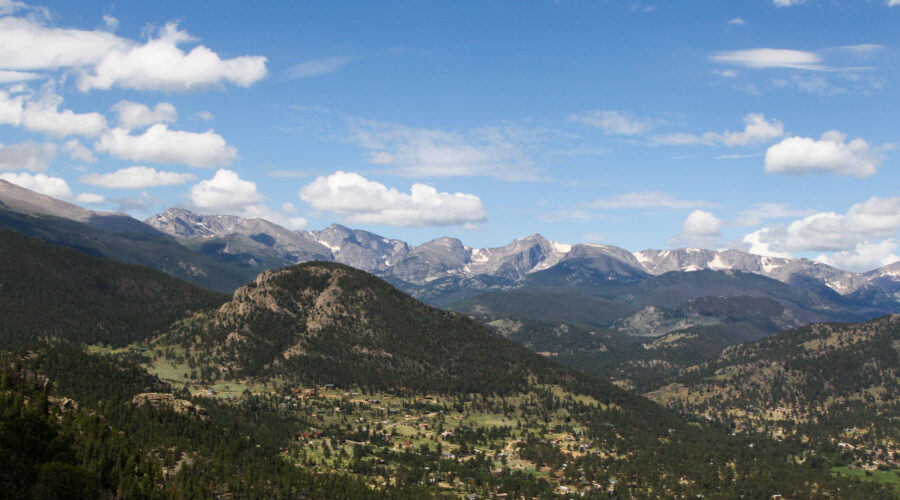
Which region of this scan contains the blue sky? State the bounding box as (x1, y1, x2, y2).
(0, 0, 898, 271)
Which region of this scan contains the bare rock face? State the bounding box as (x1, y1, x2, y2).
(632, 248, 868, 295)
(131, 392, 208, 418)
(140, 204, 900, 303)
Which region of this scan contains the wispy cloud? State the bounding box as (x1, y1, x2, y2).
(712, 48, 827, 71)
(348, 119, 542, 181)
(653, 113, 784, 147)
(587, 191, 713, 210)
(287, 55, 358, 79)
(569, 110, 654, 135)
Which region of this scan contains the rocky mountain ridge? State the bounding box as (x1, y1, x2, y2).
(0, 179, 896, 303)
(146, 206, 899, 301)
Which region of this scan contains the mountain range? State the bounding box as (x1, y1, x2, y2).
(4, 180, 897, 306)
(3, 180, 900, 385)
(145, 205, 900, 305)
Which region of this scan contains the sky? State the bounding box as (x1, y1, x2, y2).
(0, 0, 898, 271)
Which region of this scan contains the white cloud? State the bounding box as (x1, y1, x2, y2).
(112, 100, 177, 130)
(190, 169, 306, 229)
(287, 55, 357, 79)
(891, 0, 900, 6)
(569, 110, 652, 135)
(773, 0, 806, 6)
(19, 92, 107, 138)
(0, 89, 24, 126)
(743, 196, 900, 256)
(653, 113, 784, 147)
(94, 124, 237, 167)
(727, 18, 745, 25)
(0, 16, 266, 92)
(765, 130, 884, 177)
(712, 48, 826, 71)
(0, 16, 129, 71)
(742, 228, 793, 258)
(81, 166, 196, 189)
(62, 139, 96, 162)
(0, 172, 72, 199)
(191, 169, 263, 210)
(816, 240, 899, 272)
(299, 171, 488, 227)
(0, 141, 56, 171)
(350, 119, 539, 180)
(77, 23, 267, 92)
(75, 192, 105, 204)
(669, 210, 725, 247)
(0, 70, 41, 82)
(587, 191, 713, 210)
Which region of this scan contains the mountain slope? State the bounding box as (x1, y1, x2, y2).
(0, 229, 228, 347)
(0, 207, 255, 292)
(650, 315, 900, 460)
(0, 179, 164, 237)
(147, 208, 334, 262)
(159, 261, 617, 395)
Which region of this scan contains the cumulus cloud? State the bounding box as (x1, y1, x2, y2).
(16, 92, 108, 138)
(569, 110, 652, 135)
(350, 119, 539, 180)
(711, 48, 825, 71)
(0, 89, 23, 126)
(287, 55, 357, 79)
(0, 141, 56, 171)
(61, 139, 95, 162)
(94, 124, 237, 167)
(765, 130, 884, 177)
(0, 16, 267, 92)
(653, 113, 784, 147)
(0, 172, 72, 199)
(742, 227, 793, 258)
(0, 16, 129, 71)
(0, 89, 106, 137)
(189, 169, 306, 229)
(77, 23, 267, 92)
(81, 166, 196, 189)
(191, 169, 263, 210)
(742, 196, 900, 257)
(669, 210, 725, 247)
(299, 171, 488, 227)
(816, 240, 899, 272)
(112, 100, 177, 130)
(587, 191, 713, 210)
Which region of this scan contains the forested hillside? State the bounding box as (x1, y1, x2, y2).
(0, 230, 228, 347)
(650, 315, 900, 475)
